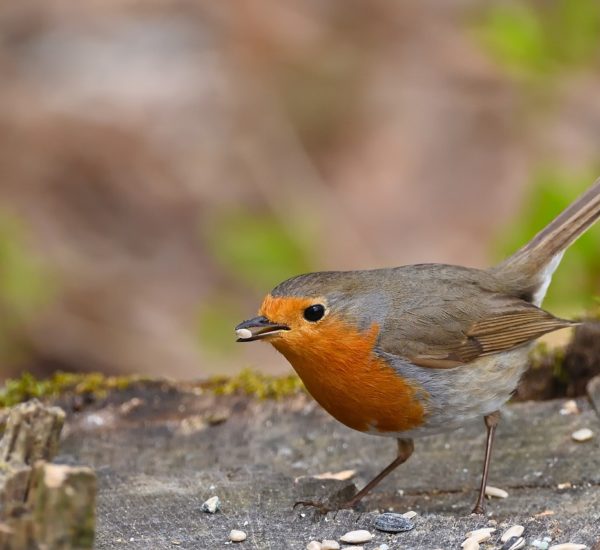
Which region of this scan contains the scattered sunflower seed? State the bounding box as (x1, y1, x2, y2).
(339, 530, 373, 544)
(374, 512, 415, 533)
(461, 537, 480, 550)
(201, 495, 220, 514)
(312, 469, 356, 481)
(466, 527, 496, 542)
(306, 541, 322, 550)
(321, 541, 340, 550)
(485, 485, 509, 498)
(229, 529, 247, 542)
(571, 428, 594, 442)
(548, 544, 587, 550)
(501, 525, 524, 542)
(502, 536, 525, 550)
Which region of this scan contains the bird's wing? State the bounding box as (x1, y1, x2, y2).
(377, 294, 575, 369)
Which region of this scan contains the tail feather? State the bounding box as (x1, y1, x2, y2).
(492, 178, 600, 304)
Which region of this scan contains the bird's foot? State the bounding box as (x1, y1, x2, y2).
(471, 504, 486, 515)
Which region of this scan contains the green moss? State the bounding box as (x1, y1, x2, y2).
(205, 368, 305, 400)
(0, 372, 137, 408)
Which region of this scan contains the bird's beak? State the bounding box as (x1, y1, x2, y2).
(235, 316, 290, 342)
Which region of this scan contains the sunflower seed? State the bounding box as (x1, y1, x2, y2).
(571, 428, 594, 442)
(548, 544, 587, 550)
(501, 525, 524, 542)
(306, 542, 322, 550)
(466, 527, 496, 542)
(485, 485, 509, 498)
(339, 530, 373, 544)
(502, 537, 525, 550)
(461, 537, 479, 550)
(321, 541, 340, 550)
(374, 512, 415, 533)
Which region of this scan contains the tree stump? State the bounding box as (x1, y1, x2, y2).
(0, 399, 96, 549)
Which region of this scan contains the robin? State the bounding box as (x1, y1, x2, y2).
(235, 180, 600, 514)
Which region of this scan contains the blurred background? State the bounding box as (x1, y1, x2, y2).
(0, 0, 599, 382)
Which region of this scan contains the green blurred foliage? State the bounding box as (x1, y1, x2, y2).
(0, 213, 54, 360)
(199, 210, 314, 353)
(475, 0, 600, 79)
(196, 295, 243, 355)
(494, 170, 600, 315)
(205, 211, 313, 291)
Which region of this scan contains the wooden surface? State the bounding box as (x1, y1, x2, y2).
(53, 382, 600, 549)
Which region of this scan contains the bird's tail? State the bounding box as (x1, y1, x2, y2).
(491, 178, 600, 305)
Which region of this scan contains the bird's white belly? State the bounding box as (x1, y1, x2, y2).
(372, 347, 531, 439)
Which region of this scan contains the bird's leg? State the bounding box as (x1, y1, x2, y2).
(295, 438, 414, 513)
(472, 411, 501, 515)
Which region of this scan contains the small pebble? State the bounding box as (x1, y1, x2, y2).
(402, 510, 417, 519)
(201, 495, 221, 514)
(321, 541, 340, 550)
(501, 525, 524, 542)
(466, 527, 496, 542)
(571, 428, 594, 442)
(532, 540, 549, 550)
(461, 538, 479, 550)
(374, 512, 415, 533)
(548, 545, 587, 550)
(339, 530, 373, 544)
(485, 485, 509, 499)
(229, 530, 247, 543)
(306, 542, 322, 550)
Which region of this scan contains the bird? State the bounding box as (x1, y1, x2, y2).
(235, 180, 600, 514)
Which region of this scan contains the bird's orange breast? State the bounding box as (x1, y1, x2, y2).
(263, 300, 427, 433)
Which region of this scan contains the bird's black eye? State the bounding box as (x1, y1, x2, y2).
(303, 304, 325, 322)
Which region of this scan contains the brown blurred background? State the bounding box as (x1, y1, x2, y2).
(0, 0, 599, 382)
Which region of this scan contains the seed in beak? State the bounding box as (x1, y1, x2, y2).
(236, 328, 253, 340)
